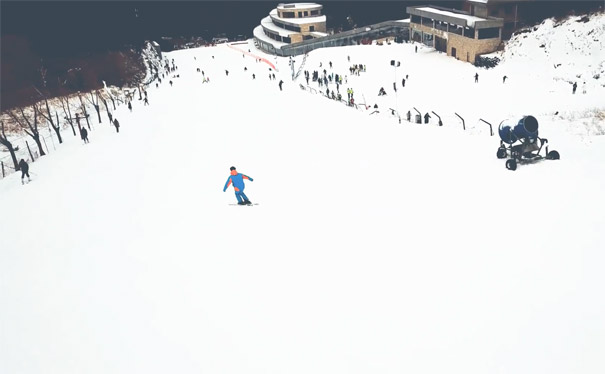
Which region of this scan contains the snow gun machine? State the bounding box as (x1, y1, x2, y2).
(496, 115, 560, 171)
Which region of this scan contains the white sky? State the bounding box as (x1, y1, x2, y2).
(1, 12, 604, 374)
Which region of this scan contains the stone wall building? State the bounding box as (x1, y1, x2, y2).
(407, 5, 504, 63)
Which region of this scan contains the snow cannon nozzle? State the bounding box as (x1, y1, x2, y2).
(499, 115, 539, 143)
(513, 115, 539, 140)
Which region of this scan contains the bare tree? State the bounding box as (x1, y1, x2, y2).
(86, 91, 102, 123)
(105, 88, 117, 110)
(78, 94, 91, 130)
(0, 121, 20, 171)
(99, 92, 112, 122)
(7, 107, 46, 157)
(37, 98, 63, 144)
(59, 96, 77, 136)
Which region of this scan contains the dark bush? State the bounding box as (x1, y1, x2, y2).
(475, 56, 501, 69)
(1, 36, 146, 111)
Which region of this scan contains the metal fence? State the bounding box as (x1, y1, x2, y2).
(0, 125, 63, 179)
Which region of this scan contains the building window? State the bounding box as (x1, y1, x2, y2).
(283, 36, 291, 43)
(449, 24, 463, 35)
(298, 12, 302, 17)
(478, 27, 500, 39)
(464, 27, 475, 38)
(310, 10, 319, 16)
(304, 11, 308, 16)
(310, 25, 315, 31)
(451, 47, 457, 58)
(282, 11, 294, 18)
(421, 17, 433, 26)
(280, 23, 300, 32)
(435, 21, 447, 32)
(423, 33, 433, 46)
(411, 15, 421, 24)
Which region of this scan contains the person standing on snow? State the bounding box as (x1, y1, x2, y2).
(19, 159, 30, 184)
(474, 72, 479, 83)
(113, 118, 120, 133)
(80, 126, 89, 143)
(279, 80, 284, 91)
(223, 166, 254, 205)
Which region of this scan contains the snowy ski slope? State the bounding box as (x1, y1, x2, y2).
(1, 13, 605, 374)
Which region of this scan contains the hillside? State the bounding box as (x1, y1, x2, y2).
(498, 12, 605, 88)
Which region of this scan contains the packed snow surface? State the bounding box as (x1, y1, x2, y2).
(1, 13, 605, 374)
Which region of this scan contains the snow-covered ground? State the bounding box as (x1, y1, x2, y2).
(1, 12, 604, 374)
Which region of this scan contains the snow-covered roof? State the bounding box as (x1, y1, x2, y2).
(261, 16, 298, 37)
(270, 9, 326, 25)
(310, 31, 328, 38)
(253, 25, 287, 48)
(416, 6, 486, 27)
(277, 3, 322, 11)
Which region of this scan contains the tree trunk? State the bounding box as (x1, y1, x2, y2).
(94, 104, 101, 123)
(32, 134, 46, 156)
(63, 99, 77, 136)
(102, 99, 111, 122)
(54, 112, 63, 143)
(78, 94, 90, 130)
(0, 141, 19, 171)
(1, 122, 21, 170)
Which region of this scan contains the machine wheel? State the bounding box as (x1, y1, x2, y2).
(496, 147, 507, 159)
(506, 159, 517, 171)
(546, 150, 560, 160)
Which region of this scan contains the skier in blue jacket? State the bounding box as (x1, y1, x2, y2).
(223, 166, 254, 205)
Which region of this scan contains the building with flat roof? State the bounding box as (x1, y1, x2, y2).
(407, 5, 504, 63)
(254, 3, 328, 55)
(463, 0, 531, 39)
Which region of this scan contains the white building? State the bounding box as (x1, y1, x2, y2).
(254, 3, 328, 54)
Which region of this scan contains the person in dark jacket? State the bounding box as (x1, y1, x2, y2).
(279, 80, 284, 91)
(128, 101, 132, 112)
(80, 127, 89, 143)
(424, 113, 431, 124)
(223, 166, 253, 205)
(19, 159, 30, 184)
(572, 82, 577, 94)
(113, 118, 120, 133)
